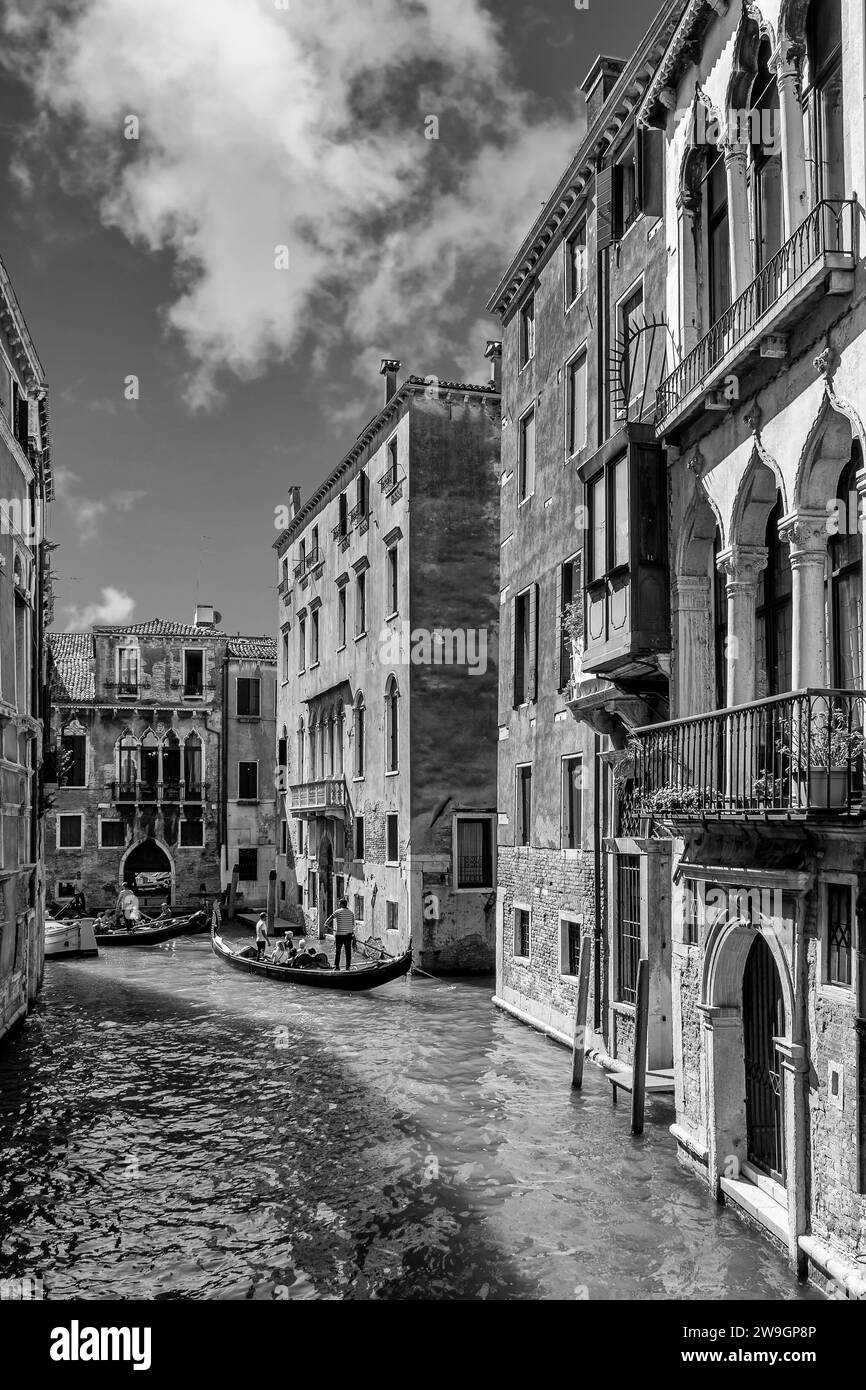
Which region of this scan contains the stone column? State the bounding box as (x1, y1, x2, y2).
(673, 575, 713, 717)
(779, 510, 829, 688)
(698, 1004, 746, 1197)
(676, 193, 700, 355)
(723, 142, 752, 298)
(775, 1038, 809, 1273)
(716, 544, 768, 706)
(774, 42, 809, 237)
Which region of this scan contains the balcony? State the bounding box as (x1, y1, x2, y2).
(109, 780, 208, 805)
(289, 777, 347, 819)
(116, 682, 139, 697)
(629, 689, 866, 822)
(656, 200, 858, 437)
(349, 503, 369, 534)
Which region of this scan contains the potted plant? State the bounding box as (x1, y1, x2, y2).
(562, 601, 584, 689)
(642, 784, 705, 817)
(778, 707, 866, 809)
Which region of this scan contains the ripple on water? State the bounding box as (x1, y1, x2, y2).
(0, 942, 822, 1301)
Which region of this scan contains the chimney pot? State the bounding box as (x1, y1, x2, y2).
(484, 340, 503, 393)
(194, 603, 215, 628)
(380, 358, 401, 404)
(287, 486, 301, 520)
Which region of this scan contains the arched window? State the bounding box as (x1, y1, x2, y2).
(336, 702, 344, 778)
(327, 717, 335, 779)
(706, 149, 731, 325)
(828, 442, 863, 689)
(756, 495, 793, 695)
(749, 38, 782, 270)
(354, 692, 365, 778)
(712, 530, 728, 709)
(184, 731, 202, 795)
(385, 675, 399, 773)
(297, 718, 305, 782)
(118, 730, 138, 792)
(140, 730, 160, 796)
(309, 717, 318, 780)
(60, 721, 86, 787)
(163, 731, 180, 793)
(804, 0, 844, 204)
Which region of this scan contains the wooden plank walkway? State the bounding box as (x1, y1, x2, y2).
(608, 1067, 675, 1105)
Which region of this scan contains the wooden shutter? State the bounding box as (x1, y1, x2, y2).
(527, 583, 539, 703)
(596, 166, 616, 251)
(511, 595, 519, 707)
(636, 125, 664, 218)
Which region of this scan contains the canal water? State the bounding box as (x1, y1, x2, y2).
(0, 936, 821, 1301)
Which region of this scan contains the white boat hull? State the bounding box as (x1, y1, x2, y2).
(45, 918, 99, 960)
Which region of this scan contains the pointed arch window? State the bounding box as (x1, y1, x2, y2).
(140, 731, 160, 797)
(60, 723, 87, 787)
(707, 150, 731, 325)
(354, 692, 365, 778)
(336, 703, 344, 777)
(748, 38, 782, 271)
(385, 675, 399, 773)
(118, 731, 138, 794)
(297, 718, 305, 782)
(828, 443, 863, 690)
(756, 496, 793, 696)
(804, 0, 844, 204)
(184, 731, 202, 796)
(309, 717, 318, 780)
(713, 530, 728, 709)
(163, 731, 181, 796)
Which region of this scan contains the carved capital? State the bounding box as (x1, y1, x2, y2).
(772, 40, 805, 89)
(716, 544, 768, 590)
(673, 574, 711, 611)
(779, 508, 829, 562)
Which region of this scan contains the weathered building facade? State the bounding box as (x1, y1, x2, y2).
(622, 0, 866, 1292)
(488, 5, 684, 1063)
(46, 611, 276, 914)
(0, 252, 51, 1044)
(274, 360, 501, 972)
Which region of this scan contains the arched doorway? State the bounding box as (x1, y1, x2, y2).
(317, 834, 333, 937)
(743, 933, 786, 1182)
(121, 839, 174, 903)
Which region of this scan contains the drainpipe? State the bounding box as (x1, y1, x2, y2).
(593, 731, 603, 1034)
(220, 648, 228, 886)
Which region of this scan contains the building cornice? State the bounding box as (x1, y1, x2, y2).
(637, 0, 731, 129)
(486, 0, 689, 320)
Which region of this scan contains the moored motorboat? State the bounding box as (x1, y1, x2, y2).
(93, 909, 208, 947)
(44, 917, 99, 960)
(211, 928, 411, 991)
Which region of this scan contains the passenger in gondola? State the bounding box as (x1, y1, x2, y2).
(157, 902, 172, 922)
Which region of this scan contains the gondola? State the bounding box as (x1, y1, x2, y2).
(93, 910, 209, 947)
(211, 928, 412, 991)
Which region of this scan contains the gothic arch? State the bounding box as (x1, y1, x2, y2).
(677, 482, 723, 576)
(793, 393, 858, 511)
(679, 90, 727, 209)
(727, 4, 777, 115)
(730, 447, 787, 545)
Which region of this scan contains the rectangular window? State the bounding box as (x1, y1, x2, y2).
(238, 847, 258, 881)
(386, 900, 399, 933)
(100, 819, 125, 849)
(518, 294, 535, 368)
(281, 630, 289, 679)
(310, 525, 319, 565)
(237, 677, 261, 717)
(567, 350, 587, 457)
(118, 648, 138, 695)
(561, 756, 583, 850)
(590, 472, 606, 580)
(560, 917, 582, 976)
(559, 554, 582, 690)
(620, 285, 645, 409)
(184, 650, 204, 696)
(386, 813, 399, 863)
(386, 435, 398, 489)
(514, 907, 530, 960)
(356, 573, 367, 636)
(60, 733, 86, 787)
(58, 814, 82, 849)
(515, 765, 532, 846)
(386, 547, 398, 616)
(338, 492, 348, 537)
(238, 761, 258, 801)
(310, 609, 320, 665)
(298, 618, 306, 671)
(617, 143, 638, 232)
(338, 587, 347, 648)
(518, 408, 535, 502)
(280, 820, 288, 855)
(514, 589, 529, 705)
(354, 893, 364, 923)
(682, 880, 700, 946)
(355, 814, 365, 861)
(825, 882, 853, 987)
(611, 455, 629, 569)
(707, 155, 731, 325)
(455, 817, 494, 889)
(281, 557, 289, 588)
(566, 219, 587, 304)
(179, 818, 204, 847)
(617, 854, 641, 1004)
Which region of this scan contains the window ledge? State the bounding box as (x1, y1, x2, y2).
(512, 953, 531, 964)
(354, 632, 367, 643)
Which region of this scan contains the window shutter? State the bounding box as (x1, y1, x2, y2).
(511, 595, 519, 707)
(555, 564, 565, 690)
(596, 166, 615, 251)
(528, 583, 539, 703)
(636, 125, 664, 218)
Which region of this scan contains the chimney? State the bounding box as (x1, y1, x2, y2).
(287, 486, 301, 520)
(484, 341, 503, 393)
(380, 358, 401, 405)
(194, 603, 215, 628)
(580, 55, 627, 129)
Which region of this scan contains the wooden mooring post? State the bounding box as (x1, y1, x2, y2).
(227, 864, 239, 921)
(266, 869, 277, 938)
(631, 957, 650, 1135)
(570, 936, 592, 1088)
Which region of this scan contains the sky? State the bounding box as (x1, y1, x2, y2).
(0, 0, 660, 635)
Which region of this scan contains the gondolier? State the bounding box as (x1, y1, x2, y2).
(325, 897, 355, 970)
(254, 913, 268, 960)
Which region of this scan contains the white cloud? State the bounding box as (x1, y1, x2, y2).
(2, 0, 582, 405)
(53, 467, 146, 541)
(62, 585, 135, 629)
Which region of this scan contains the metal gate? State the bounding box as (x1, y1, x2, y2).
(743, 933, 785, 1183)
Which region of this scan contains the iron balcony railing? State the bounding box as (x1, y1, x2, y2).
(109, 780, 208, 804)
(630, 689, 866, 819)
(656, 200, 857, 426)
(289, 778, 347, 813)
